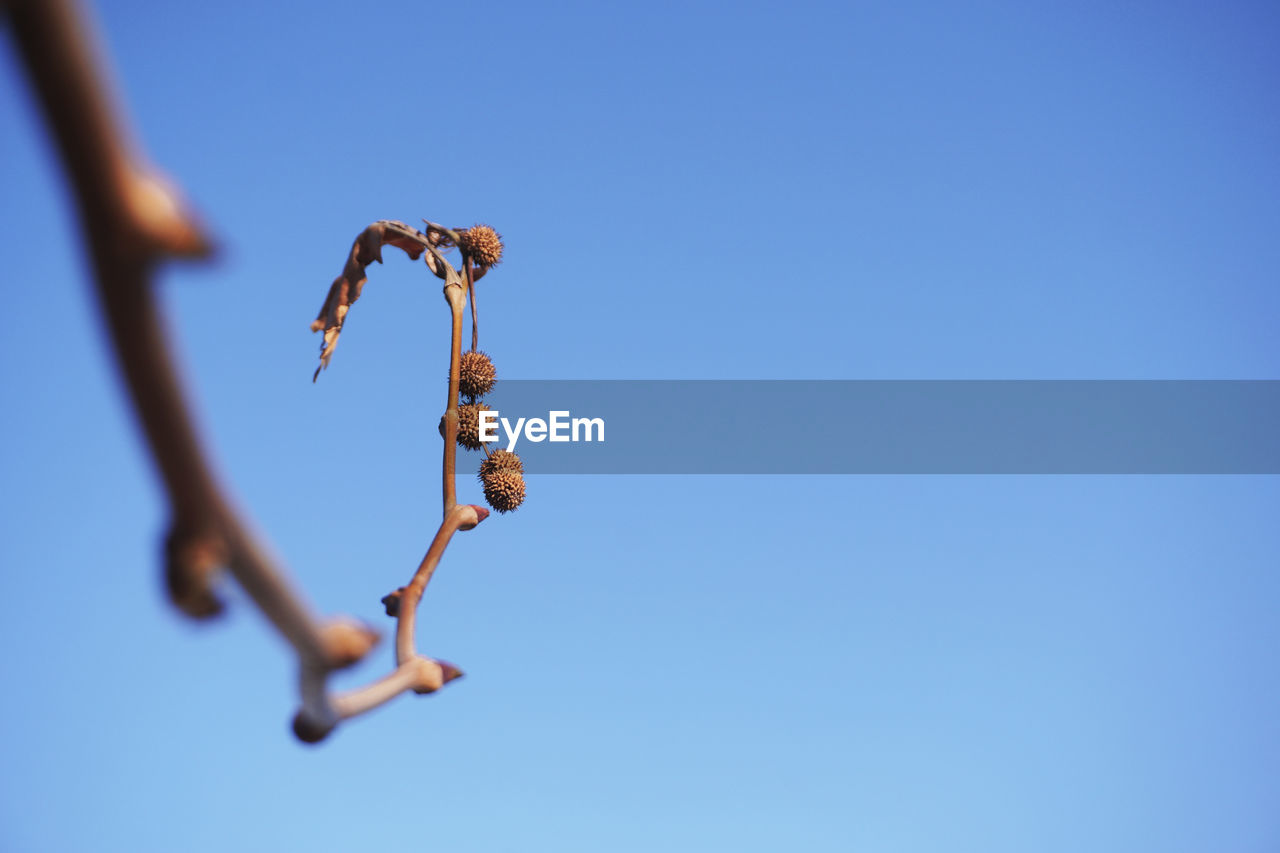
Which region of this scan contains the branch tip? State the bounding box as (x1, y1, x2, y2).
(291, 708, 337, 744)
(408, 656, 463, 695)
(460, 504, 490, 529)
(438, 660, 465, 684)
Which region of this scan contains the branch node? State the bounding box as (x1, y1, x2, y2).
(408, 656, 465, 694)
(319, 618, 380, 669)
(381, 587, 405, 618)
(122, 166, 215, 260)
(163, 522, 227, 619)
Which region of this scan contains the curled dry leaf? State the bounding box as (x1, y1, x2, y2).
(310, 220, 440, 380)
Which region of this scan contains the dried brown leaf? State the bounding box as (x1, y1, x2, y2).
(310, 220, 438, 380)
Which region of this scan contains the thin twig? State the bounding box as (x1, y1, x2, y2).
(395, 504, 486, 667)
(469, 274, 480, 352)
(443, 281, 466, 515)
(332, 658, 457, 720)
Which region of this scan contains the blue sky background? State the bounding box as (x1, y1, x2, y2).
(2, 0, 1278, 850)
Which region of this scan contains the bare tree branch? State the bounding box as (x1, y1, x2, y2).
(6, 0, 373, 736)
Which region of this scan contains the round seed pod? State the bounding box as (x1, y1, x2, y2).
(457, 402, 493, 450)
(481, 468, 526, 514)
(459, 350, 497, 398)
(438, 403, 494, 450)
(457, 224, 504, 268)
(479, 449, 523, 480)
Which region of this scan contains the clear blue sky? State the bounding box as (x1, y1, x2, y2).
(2, 1, 1278, 850)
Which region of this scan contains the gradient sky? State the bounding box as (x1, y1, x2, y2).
(1, 1, 1278, 851)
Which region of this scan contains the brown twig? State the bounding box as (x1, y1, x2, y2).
(295, 255, 489, 739)
(394, 504, 485, 667)
(332, 657, 462, 721)
(442, 272, 467, 515)
(295, 237, 499, 737)
(469, 272, 480, 352)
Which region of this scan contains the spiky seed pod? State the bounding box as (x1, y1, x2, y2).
(457, 224, 503, 268)
(456, 402, 493, 450)
(479, 449, 523, 480)
(438, 403, 494, 450)
(481, 468, 526, 513)
(459, 350, 497, 398)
